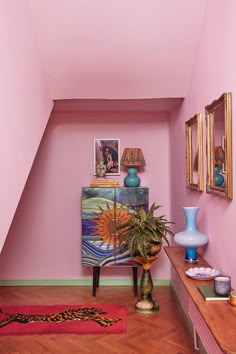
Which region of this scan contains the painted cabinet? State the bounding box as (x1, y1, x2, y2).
(82, 187, 149, 267)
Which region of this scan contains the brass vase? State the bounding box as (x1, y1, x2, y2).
(96, 160, 106, 177)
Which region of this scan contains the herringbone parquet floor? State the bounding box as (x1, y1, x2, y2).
(0, 285, 198, 354)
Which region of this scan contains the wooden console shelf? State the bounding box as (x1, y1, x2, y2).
(164, 246, 236, 354)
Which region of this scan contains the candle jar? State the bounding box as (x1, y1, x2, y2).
(229, 291, 236, 306)
(214, 275, 231, 296)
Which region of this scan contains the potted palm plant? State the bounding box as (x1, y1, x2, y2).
(117, 203, 174, 258)
(117, 203, 174, 313)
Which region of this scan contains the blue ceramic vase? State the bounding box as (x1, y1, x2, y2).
(174, 207, 208, 263)
(214, 165, 224, 186)
(124, 167, 140, 187)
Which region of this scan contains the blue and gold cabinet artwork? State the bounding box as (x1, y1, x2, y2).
(82, 187, 149, 267)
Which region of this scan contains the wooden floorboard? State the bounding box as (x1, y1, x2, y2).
(0, 285, 198, 353)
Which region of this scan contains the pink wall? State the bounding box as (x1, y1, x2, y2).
(0, 1, 53, 251)
(170, 0, 236, 287)
(0, 109, 172, 281)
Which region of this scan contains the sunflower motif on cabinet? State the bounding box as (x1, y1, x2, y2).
(82, 187, 148, 267)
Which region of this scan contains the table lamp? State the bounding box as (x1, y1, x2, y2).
(214, 146, 225, 186)
(120, 148, 146, 187)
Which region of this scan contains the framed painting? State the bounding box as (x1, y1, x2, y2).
(205, 92, 232, 199)
(185, 113, 204, 192)
(94, 138, 120, 175)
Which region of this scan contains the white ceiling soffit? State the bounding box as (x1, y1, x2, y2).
(29, 0, 206, 100)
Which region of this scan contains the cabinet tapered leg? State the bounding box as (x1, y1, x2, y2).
(132, 266, 138, 296)
(92, 266, 100, 296)
(97, 266, 100, 287)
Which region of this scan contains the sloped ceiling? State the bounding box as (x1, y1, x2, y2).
(29, 0, 206, 105)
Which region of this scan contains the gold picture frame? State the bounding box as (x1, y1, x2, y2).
(185, 113, 204, 191)
(205, 92, 233, 199)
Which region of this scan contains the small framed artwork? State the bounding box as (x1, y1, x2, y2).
(94, 138, 120, 175)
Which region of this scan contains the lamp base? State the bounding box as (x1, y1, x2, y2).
(124, 167, 140, 187)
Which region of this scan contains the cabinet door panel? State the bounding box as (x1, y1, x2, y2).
(81, 187, 148, 267)
(82, 188, 116, 266)
(115, 187, 148, 211)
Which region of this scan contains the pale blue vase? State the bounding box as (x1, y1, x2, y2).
(174, 207, 208, 263)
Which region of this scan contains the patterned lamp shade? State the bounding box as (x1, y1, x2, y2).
(215, 146, 225, 168)
(120, 148, 146, 167)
